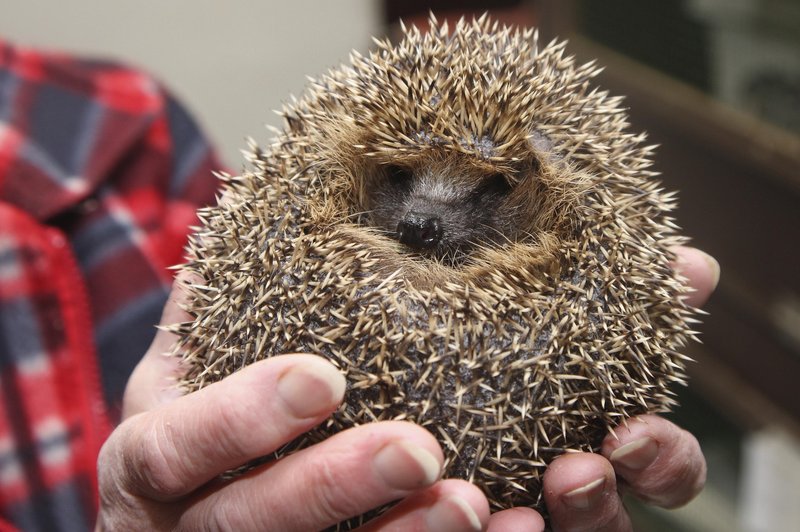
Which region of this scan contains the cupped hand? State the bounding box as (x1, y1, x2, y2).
(504, 245, 718, 532)
(96, 276, 491, 531)
(338, 244, 718, 532)
(97, 245, 717, 532)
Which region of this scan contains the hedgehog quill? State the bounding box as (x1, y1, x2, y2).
(172, 14, 698, 520)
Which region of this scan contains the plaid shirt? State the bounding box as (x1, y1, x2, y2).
(0, 39, 222, 531)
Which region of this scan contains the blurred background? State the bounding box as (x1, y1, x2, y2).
(2, 1, 798, 530)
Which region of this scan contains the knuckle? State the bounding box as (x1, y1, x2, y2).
(305, 452, 366, 524)
(659, 455, 706, 508)
(182, 500, 258, 532)
(613, 423, 707, 509)
(96, 434, 120, 494)
(124, 417, 190, 499)
(96, 422, 182, 531)
(587, 497, 625, 532)
(636, 435, 706, 508)
(553, 504, 623, 532)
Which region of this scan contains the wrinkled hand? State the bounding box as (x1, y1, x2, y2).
(488, 246, 718, 532)
(96, 246, 717, 531)
(97, 277, 496, 531)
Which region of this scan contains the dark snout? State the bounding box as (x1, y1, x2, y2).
(397, 211, 442, 249)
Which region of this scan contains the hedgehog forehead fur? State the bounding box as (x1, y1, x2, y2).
(272, 16, 638, 276)
(176, 14, 697, 519)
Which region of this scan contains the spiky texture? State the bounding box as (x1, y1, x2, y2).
(174, 15, 697, 520)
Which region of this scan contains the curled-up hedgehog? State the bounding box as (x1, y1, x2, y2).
(173, 14, 697, 522)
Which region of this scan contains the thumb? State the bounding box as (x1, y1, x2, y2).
(122, 271, 197, 419)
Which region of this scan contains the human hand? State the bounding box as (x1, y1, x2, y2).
(96, 277, 493, 531)
(96, 245, 716, 532)
(488, 245, 718, 532)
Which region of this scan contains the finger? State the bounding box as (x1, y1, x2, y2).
(357, 479, 490, 532)
(487, 506, 545, 532)
(122, 271, 199, 418)
(543, 453, 632, 532)
(671, 246, 719, 308)
(100, 354, 345, 501)
(602, 414, 706, 508)
(178, 421, 445, 531)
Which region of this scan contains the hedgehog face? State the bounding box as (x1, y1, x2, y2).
(287, 19, 600, 273)
(367, 161, 518, 264)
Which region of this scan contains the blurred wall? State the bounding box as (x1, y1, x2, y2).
(0, 0, 381, 166)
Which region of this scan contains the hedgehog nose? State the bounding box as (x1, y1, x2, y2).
(397, 212, 442, 249)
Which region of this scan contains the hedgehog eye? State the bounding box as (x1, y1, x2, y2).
(477, 173, 512, 197)
(386, 165, 414, 188)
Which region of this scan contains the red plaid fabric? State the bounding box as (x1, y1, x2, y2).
(0, 39, 222, 531)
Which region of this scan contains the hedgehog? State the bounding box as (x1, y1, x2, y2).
(172, 14, 697, 522)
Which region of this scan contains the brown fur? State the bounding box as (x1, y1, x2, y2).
(173, 14, 697, 524)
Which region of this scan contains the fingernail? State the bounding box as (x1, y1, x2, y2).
(425, 495, 482, 532)
(698, 250, 721, 290)
(276, 360, 345, 418)
(373, 440, 441, 490)
(609, 436, 659, 470)
(563, 477, 606, 509)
